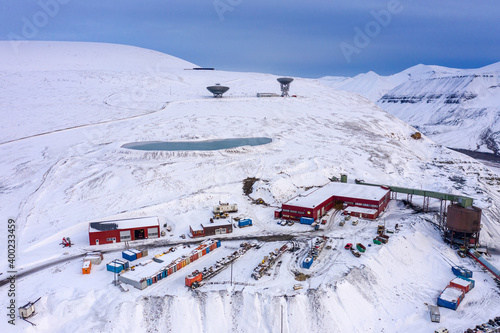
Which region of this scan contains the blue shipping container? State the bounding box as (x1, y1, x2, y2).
(106, 262, 123, 273)
(303, 257, 313, 269)
(122, 250, 137, 261)
(238, 219, 253, 227)
(216, 240, 221, 248)
(300, 217, 314, 225)
(114, 259, 129, 270)
(206, 247, 210, 254)
(452, 266, 473, 279)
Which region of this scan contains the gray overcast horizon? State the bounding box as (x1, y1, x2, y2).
(1, 0, 499, 78)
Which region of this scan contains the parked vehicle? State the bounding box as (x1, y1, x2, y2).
(434, 327, 448, 333)
(344, 215, 351, 221)
(321, 220, 327, 225)
(350, 248, 361, 257)
(377, 225, 385, 235)
(339, 220, 345, 226)
(287, 221, 294, 226)
(344, 243, 353, 250)
(352, 219, 359, 226)
(314, 225, 320, 231)
(373, 238, 382, 245)
(429, 305, 440, 323)
(280, 220, 287, 226)
(379, 234, 389, 243)
(356, 243, 366, 253)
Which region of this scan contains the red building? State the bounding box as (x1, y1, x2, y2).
(88, 216, 160, 245)
(190, 220, 233, 238)
(276, 182, 390, 221)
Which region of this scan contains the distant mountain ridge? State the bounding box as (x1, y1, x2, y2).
(320, 62, 500, 154)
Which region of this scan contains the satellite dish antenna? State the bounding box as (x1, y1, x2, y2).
(207, 83, 229, 98)
(277, 77, 293, 97)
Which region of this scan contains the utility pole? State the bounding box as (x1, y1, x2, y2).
(230, 261, 233, 286)
(281, 305, 283, 333)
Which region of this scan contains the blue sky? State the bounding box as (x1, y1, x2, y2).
(1, 0, 499, 77)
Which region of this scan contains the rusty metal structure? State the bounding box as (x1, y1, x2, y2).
(444, 204, 481, 248)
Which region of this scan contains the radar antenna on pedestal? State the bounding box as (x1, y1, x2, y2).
(277, 77, 293, 97)
(207, 83, 230, 98)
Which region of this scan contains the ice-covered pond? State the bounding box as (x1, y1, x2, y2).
(121, 137, 272, 151)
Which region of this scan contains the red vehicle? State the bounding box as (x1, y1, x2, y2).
(321, 220, 327, 225)
(344, 243, 353, 250)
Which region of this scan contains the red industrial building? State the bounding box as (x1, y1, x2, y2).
(88, 216, 160, 245)
(276, 182, 390, 221)
(190, 220, 233, 238)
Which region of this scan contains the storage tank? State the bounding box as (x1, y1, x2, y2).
(446, 204, 481, 232)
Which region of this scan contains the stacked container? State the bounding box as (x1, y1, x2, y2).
(437, 286, 465, 310)
(449, 277, 475, 293)
(122, 250, 137, 261)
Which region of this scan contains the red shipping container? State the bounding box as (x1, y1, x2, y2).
(177, 262, 182, 270)
(202, 249, 207, 256)
(449, 277, 472, 293)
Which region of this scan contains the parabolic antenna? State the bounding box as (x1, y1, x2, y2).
(207, 84, 229, 98)
(277, 77, 294, 97)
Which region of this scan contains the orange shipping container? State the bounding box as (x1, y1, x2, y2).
(82, 260, 92, 274)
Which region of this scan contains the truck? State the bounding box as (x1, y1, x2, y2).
(238, 219, 253, 228)
(300, 217, 314, 225)
(213, 203, 238, 214)
(429, 305, 440, 323)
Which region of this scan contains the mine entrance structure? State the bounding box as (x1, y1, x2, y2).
(252, 243, 289, 280)
(185, 242, 256, 288)
(355, 179, 478, 241)
(207, 83, 229, 98)
(277, 77, 293, 97)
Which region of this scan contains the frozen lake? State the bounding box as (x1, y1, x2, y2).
(121, 137, 272, 151)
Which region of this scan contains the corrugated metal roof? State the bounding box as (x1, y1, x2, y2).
(284, 182, 389, 209)
(89, 216, 159, 233)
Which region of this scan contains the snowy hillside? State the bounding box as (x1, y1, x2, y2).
(320, 63, 500, 154)
(1, 42, 500, 333)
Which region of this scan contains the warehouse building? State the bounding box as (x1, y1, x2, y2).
(190, 220, 233, 238)
(276, 182, 390, 221)
(88, 216, 160, 245)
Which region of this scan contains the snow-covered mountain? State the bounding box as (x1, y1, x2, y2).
(1, 42, 500, 333)
(320, 63, 500, 154)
